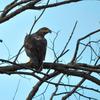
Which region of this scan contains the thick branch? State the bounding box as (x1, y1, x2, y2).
(0, 61, 100, 85)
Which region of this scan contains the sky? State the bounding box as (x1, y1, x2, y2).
(0, 0, 100, 100)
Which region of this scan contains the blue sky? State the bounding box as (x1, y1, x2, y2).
(0, 0, 100, 100)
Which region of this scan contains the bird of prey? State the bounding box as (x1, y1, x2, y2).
(24, 27, 51, 71)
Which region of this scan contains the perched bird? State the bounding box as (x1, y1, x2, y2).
(24, 27, 51, 70)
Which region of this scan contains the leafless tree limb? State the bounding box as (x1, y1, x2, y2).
(26, 71, 59, 100)
(50, 75, 64, 100)
(29, 0, 50, 34)
(0, 0, 81, 23)
(62, 57, 100, 100)
(71, 28, 100, 63)
(0, 0, 100, 100)
(13, 79, 20, 100)
(44, 81, 100, 93)
(76, 91, 98, 100)
(0, 60, 100, 85)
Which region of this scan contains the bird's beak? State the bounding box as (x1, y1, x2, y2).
(49, 29, 52, 33)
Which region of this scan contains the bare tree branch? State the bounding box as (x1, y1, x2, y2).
(71, 29, 100, 63)
(26, 71, 59, 100)
(0, 60, 100, 85)
(0, 1, 100, 100)
(62, 57, 100, 100)
(50, 75, 64, 100)
(29, 0, 50, 34)
(13, 79, 20, 100)
(0, 0, 81, 23)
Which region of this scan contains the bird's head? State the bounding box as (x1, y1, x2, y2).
(37, 27, 52, 37)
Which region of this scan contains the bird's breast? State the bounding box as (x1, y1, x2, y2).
(34, 36, 43, 41)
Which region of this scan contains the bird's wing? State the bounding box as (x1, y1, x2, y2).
(38, 38, 47, 61)
(24, 34, 33, 58)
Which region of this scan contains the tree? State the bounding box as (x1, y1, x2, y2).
(0, 0, 100, 100)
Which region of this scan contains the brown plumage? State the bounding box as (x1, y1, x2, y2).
(24, 27, 51, 70)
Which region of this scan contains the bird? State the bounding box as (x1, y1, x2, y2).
(24, 27, 51, 71)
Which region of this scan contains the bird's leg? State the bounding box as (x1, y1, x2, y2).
(28, 59, 32, 64)
(29, 59, 33, 64)
(26, 59, 33, 66)
(27, 59, 40, 70)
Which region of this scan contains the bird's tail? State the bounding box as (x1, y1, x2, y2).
(35, 62, 43, 71)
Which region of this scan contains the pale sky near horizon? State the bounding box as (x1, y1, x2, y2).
(0, 0, 100, 100)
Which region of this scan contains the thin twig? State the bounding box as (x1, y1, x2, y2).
(71, 29, 100, 63)
(26, 71, 59, 100)
(13, 79, 21, 100)
(49, 31, 60, 60)
(14, 45, 24, 62)
(50, 75, 64, 100)
(54, 21, 78, 63)
(62, 56, 100, 100)
(29, 0, 50, 34)
(76, 91, 98, 100)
